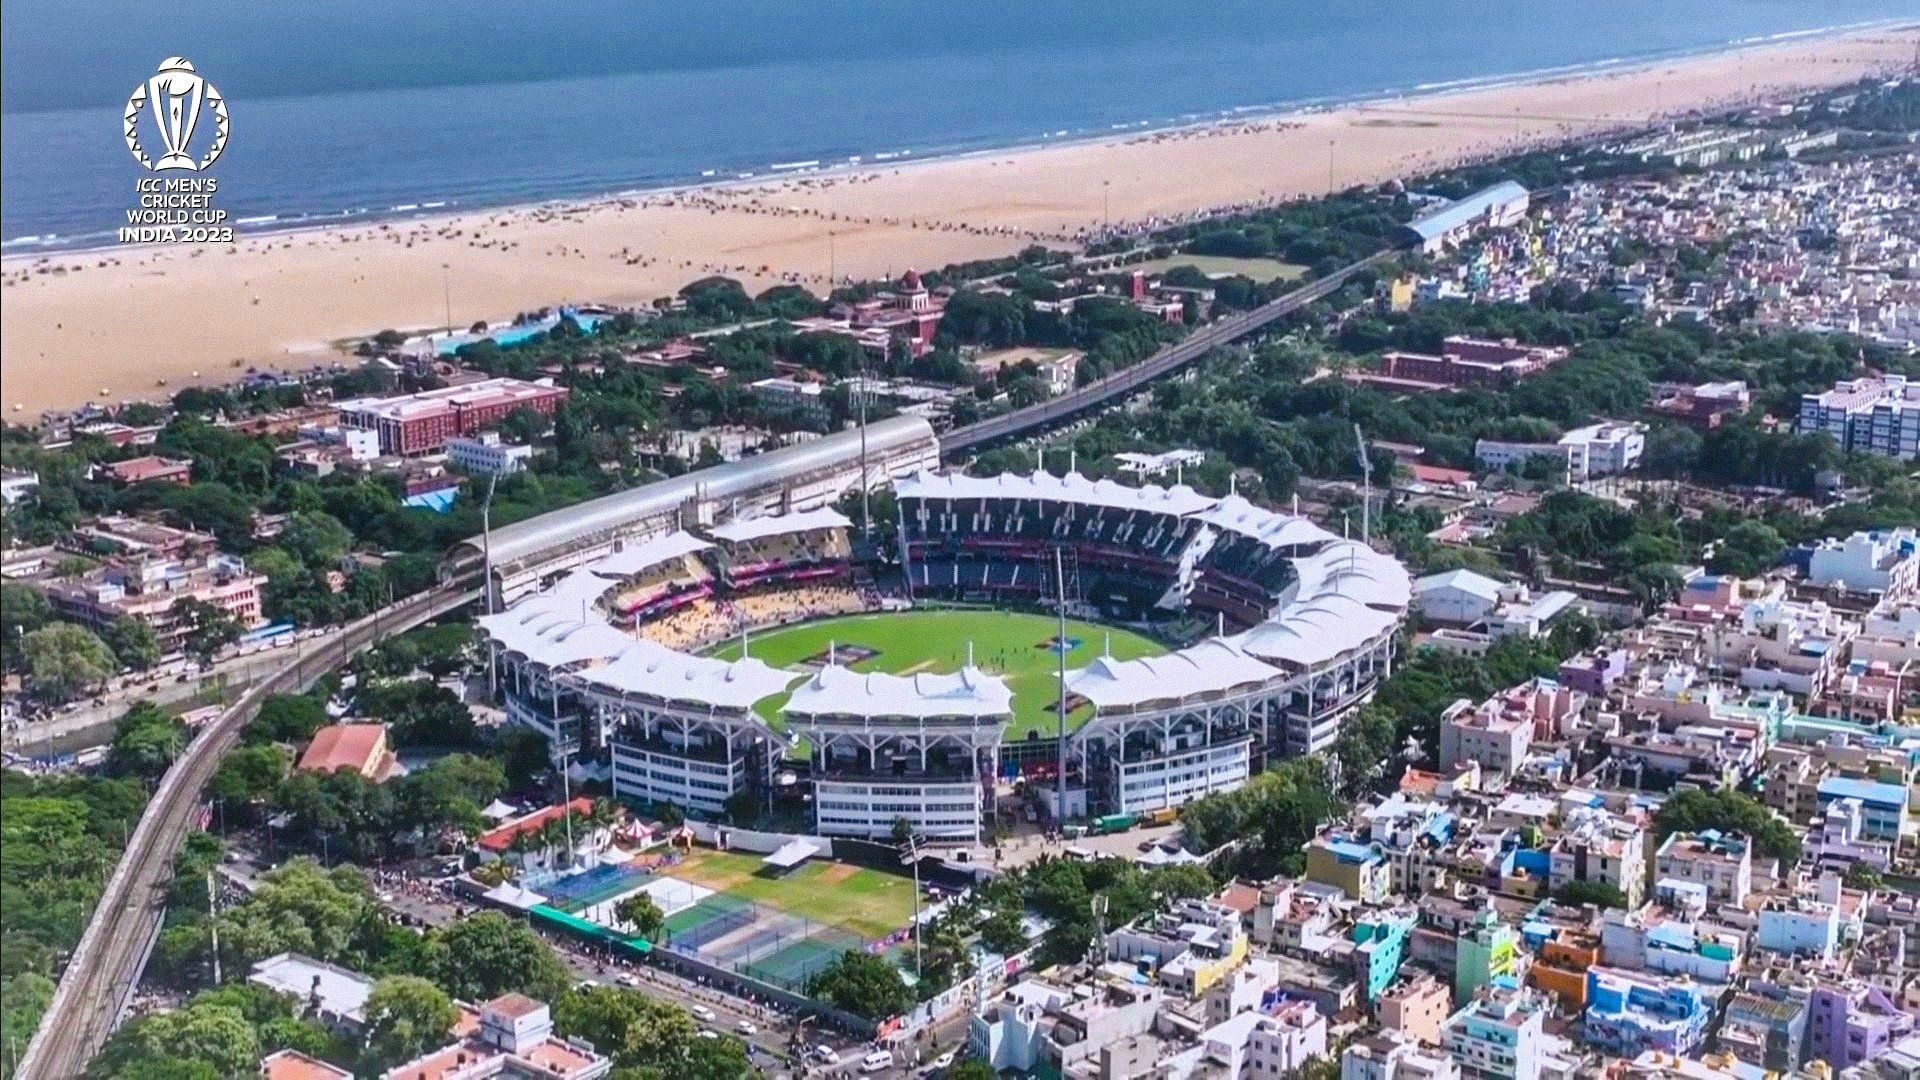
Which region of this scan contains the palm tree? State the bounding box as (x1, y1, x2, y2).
(587, 797, 620, 838)
(507, 828, 538, 869)
(541, 818, 571, 869)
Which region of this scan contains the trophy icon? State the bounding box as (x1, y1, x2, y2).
(125, 57, 230, 172)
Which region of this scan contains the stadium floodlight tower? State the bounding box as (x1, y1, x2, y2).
(784, 661, 1013, 843)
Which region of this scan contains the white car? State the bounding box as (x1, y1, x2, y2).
(691, 1004, 715, 1022)
(697, 1029, 718, 1040)
(736, 1019, 758, 1035)
(861, 1050, 893, 1073)
(617, 973, 640, 988)
(930, 1050, 955, 1070)
(814, 1046, 840, 1064)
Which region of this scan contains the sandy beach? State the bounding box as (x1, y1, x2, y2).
(3, 26, 1914, 418)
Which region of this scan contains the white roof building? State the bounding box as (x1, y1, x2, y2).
(785, 663, 1012, 721)
(249, 952, 375, 1030)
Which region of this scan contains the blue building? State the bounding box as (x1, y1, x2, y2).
(1815, 776, 1909, 842)
(1583, 965, 1714, 1058)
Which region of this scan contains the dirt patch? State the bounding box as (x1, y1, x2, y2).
(817, 865, 860, 885)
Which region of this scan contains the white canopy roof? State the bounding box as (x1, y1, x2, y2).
(481, 799, 519, 821)
(764, 839, 823, 868)
(482, 882, 547, 910)
(707, 507, 851, 544)
(1067, 639, 1282, 709)
(1192, 494, 1342, 551)
(476, 607, 636, 669)
(895, 469, 1216, 518)
(592, 530, 712, 577)
(1291, 541, 1412, 611)
(1229, 595, 1400, 669)
(785, 663, 1013, 721)
(573, 638, 798, 710)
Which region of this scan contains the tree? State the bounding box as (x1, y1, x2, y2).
(103, 617, 164, 670)
(1, 583, 55, 669)
(363, 975, 457, 1068)
(614, 893, 665, 941)
(553, 986, 751, 1077)
(1554, 881, 1629, 910)
(1707, 520, 1786, 579)
(1654, 788, 1801, 866)
(249, 693, 329, 744)
(175, 598, 243, 664)
(22, 623, 118, 700)
(945, 1061, 997, 1080)
(806, 950, 914, 1021)
(891, 817, 915, 846)
(211, 859, 382, 970)
(1844, 865, 1883, 891)
(212, 744, 292, 805)
(108, 702, 187, 780)
(428, 912, 572, 1002)
(280, 511, 355, 571)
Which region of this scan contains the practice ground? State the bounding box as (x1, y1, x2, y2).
(665, 848, 916, 940)
(708, 608, 1167, 740)
(1120, 254, 1307, 283)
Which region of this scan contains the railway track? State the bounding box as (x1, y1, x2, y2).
(16, 586, 478, 1080)
(940, 248, 1397, 457)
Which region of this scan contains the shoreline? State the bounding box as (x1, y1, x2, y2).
(2, 23, 1914, 418)
(4, 16, 1910, 260)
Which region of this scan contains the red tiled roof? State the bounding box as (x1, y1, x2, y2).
(476, 798, 594, 853)
(261, 1050, 353, 1080)
(297, 724, 395, 780)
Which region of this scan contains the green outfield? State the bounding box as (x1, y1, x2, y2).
(708, 608, 1167, 739)
(665, 848, 916, 940)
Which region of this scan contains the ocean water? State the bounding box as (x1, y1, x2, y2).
(2, 0, 1913, 250)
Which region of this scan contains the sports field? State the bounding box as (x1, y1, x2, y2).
(667, 848, 915, 939)
(709, 609, 1167, 739)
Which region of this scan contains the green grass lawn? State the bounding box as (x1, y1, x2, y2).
(1124, 254, 1307, 283)
(666, 848, 918, 939)
(708, 608, 1166, 739)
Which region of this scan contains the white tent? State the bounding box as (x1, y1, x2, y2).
(764, 839, 822, 870)
(481, 799, 519, 822)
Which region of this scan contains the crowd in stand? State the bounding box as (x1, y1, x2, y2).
(637, 584, 873, 652)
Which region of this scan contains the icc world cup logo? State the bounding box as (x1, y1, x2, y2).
(125, 57, 231, 172)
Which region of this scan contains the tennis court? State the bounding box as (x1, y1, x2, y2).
(652, 848, 919, 991)
(539, 860, 655, 914)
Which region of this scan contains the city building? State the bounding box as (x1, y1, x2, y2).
(1107, 898, 1250, 998)
(1799, 374, 1920, 460)
(1814, 775, 1910, 842)
(1379, 971, 1452, 1046)
(1455, 911, 1524, 1007)
(296, 724, 401, 782)
(1, 469, 40, 506)
(1474, 422, 1645, 481)
(1342, 1030, 1461, 1080)
(380, 993, 610, 1080)
(260, 1050, 353, 1080)
(1548, 805, 1649, 909)
(1442, 981, 1547, 1080)
(40, 552, 266, 653)
(1582, 966, 1714, 1058)
(97, 454, 193, 486)
(338, 377, 568, 456)
(746, 376, 830, 423)
(1650, 380, 1751, 429)
(1306, 836, 1393, 905)
(1401, 182, 1532, 253)
(1654, 831, 1753, 907)
(1808, 982, 1916, 1070)
(248, 953, 376, 1033)
(1805, 528, 1920, 596)
(1244, 1001, 1329, 1076)
(447, 432, 535, 476)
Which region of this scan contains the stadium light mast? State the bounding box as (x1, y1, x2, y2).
(1353, 424, 1372, 546)
(858, 344, 871, 540)
(1054, 547, 1069, 830)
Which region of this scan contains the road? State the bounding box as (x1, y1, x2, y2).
(939, 249, 1396, 458)
(2, 635, 332, 759)
(14, 586, 479, 1080)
